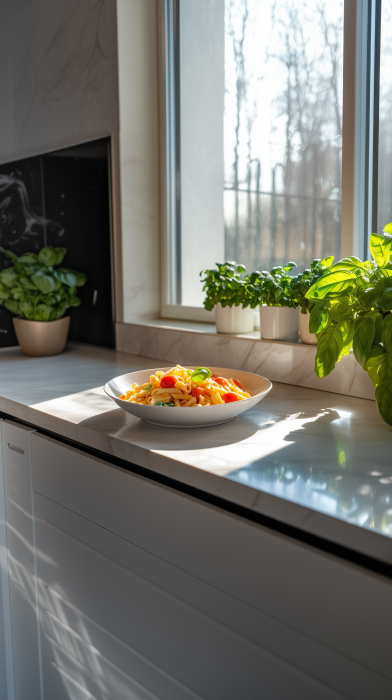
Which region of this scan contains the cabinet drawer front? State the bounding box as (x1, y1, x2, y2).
(35, 492, 352, 700)
(31, 432, 392, 682)
(2, 421, 41, 700)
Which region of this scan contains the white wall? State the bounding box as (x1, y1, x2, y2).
(0, 0, 119, 164)
(117, 0, 160, 322)
(0, 0, 161, 325)
(180, 0, 225, 306)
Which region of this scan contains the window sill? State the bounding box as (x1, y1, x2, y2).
(122, 316, 304, 345)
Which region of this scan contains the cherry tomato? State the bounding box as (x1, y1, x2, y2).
(222, 392, 240, 403)
(211, 372, 218, 378)
(233, 379, 243, 390)
(191, 387, 204, 398)
(160, 375, 177, 389)
(215, 377, 227, 386)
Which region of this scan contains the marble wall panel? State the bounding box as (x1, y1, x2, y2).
(117, 0, 160, 322)
(116, 322, 375, 401)
(0, 0, 119, 164)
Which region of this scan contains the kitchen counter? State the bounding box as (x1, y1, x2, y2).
(1, 342, 391, 566)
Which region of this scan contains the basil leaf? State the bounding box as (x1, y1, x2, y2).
(309, 304, 329, 334)
(329, 256, 367, 272)
(370, 233, 392, 267)
(365, 353, 388, 388)
(4, 300, 20, 315)
(353, 317, 375, 368)
(18, 276, 37, 290)
(314, 324, 343, 378)
(375, 380, 392, 425)
(361, 286, 382, 309)
(330, 298, 351, 322)
(381, 314, 392, 353)
(31, 270, 56, 294)
(54, 247, 67, 265)
(54, 269, 77, 287)
(17, 253, 39, 265)
(320, 256, 334, 268)
(0, 268, 18, 288)
(337, 320, 354, 360)
(191, 367, 213, 383)
(306, 269, 357, 301)
(37, 304, 56, 321)
(55, 301, 69, 320)
(145, 384, 153, 391)
(68, 270, 88, 287)
(384, 222, 392, 235)
(378, 286, 392, 311)
(369, 312, 385, 345)
(364, 345, 385, 368)
(38, 246, 57, 267)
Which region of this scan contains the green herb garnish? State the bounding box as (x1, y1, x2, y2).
(190, 367, 213, 383)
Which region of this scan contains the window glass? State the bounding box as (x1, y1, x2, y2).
(174, 0, 343, 306)
(377, 0, 392, 232)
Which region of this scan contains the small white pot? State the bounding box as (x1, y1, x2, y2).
(300, 308, 317, 345)
(260, 306, 300, 341)
(215, 303, 254, 334)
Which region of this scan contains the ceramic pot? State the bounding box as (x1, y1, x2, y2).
(260, 306, 300, 340)
(215, 303, 254, 334)
(300, 308, 317, 345)
(13, 316, 70, 357)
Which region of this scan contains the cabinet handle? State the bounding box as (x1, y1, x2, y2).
(7, 443, 24, 455)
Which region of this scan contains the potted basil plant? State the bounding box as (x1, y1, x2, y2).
(305, 223, 392, 427)
(254, 263, 299, 340)
(0, 245, 87, 357)
(290, 256, 334, 344)
(200, 262, 256, 333)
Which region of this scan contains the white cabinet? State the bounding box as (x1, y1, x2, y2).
(0, 421, 13, 700)
(1, 420, 41, 700)
(30, 432, 392, 700)
(1, 421, 392, 699)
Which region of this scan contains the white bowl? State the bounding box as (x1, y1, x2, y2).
(104, 366, 272, 428)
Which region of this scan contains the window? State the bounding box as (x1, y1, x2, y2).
(160, 0, 387, 319)
(376, 0, 392, 233)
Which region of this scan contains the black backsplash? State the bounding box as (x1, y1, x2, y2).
(0, 137, 114, 348)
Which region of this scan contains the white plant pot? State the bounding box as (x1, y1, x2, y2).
(260, 306, 300, 341)
(300, 308, 317, 345)
(215, 303, 255, 334)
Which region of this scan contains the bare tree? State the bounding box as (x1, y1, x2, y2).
(224, 0, 343, 273)
(227, 0, 249, 262)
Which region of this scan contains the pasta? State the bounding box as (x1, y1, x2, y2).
(119, 365, 251, 407)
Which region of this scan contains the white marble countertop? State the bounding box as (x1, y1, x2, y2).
(1, 343, 392, 565)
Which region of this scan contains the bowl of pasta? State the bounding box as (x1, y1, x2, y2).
(103, 365, 272, 428)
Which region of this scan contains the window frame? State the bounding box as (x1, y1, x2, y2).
(157, 0, 379, 323)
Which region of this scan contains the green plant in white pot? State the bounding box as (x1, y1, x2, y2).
(290, 256, 334, 344)
(200, 262, 257, 333)
(0, 245, 87, 356)
(254, 263, 300, 340)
